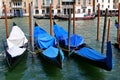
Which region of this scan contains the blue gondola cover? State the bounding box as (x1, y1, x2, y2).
(34, 25, 56, 49)
(54, 24, 84, 47)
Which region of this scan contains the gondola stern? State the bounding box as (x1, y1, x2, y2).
(56, 49, 64, 69)
(106, 41, 113, 71)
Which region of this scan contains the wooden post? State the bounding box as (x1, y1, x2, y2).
(118, 3, 120, 48)
(29, 3, 32, 44)
(107, 19, 110, 42)
(73, 3, 76, 34)
(50, 3, 53, 35)
(101, 8, 108, 53)
(68, 9, 71, 54)
(97, 3, 100, 41)
(29, 3, 34, 52)
(93, 0, 95, 13)
(4, 5, 9, 38)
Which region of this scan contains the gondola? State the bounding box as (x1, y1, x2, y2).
(53, 22, 113, 71)
(34, 22, 64, 69)
(2, 22, 28, 69)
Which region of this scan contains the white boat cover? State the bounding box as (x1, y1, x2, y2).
(7, 26, 28, 57)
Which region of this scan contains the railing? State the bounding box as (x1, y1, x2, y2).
(62, 5, 73, 8)
(12, 5, 22, 8)
(56, 5, 61, 8)
(81, 5, 87, 9)
(41, 5, 53, 8)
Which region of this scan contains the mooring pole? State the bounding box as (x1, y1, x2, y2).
(73, 3, 76, 34)
(29, 3, 34, 52)
(107, 18, 110, 42)
(4, 5, 9, 38)
(101, 8, 108, 53)
(68, 9, 71, 55)
(50, 3, 53, 36)
(97, 3, 100, 41)
(117, 3, 120, 49)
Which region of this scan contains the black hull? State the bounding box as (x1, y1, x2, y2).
(5, 50, 27, 69)
(71, 53, 112, 71)
(36, 47, 63, 69)
(2, 40, 28, 70)
(60, 44, 112, 71)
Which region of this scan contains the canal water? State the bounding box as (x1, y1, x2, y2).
(0, 17, 120, 80)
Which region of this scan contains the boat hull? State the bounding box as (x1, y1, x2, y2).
(70, 52, 112, 71)
(55, 15, 95, 20)
(35, 47, 63, 69)
(2, 40, 28, 69)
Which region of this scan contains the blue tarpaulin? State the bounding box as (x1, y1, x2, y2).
(53, 24, 84, 47)
(34, 26, 56, 49)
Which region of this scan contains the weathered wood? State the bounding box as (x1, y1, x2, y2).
(107, 19, 110, 42)
(73, 3, 76, 34)
(29, 3, 34, 51)
(97, 3, 100, 41)
(68, 9, 71, 54)
(4, 5, 9, 38)
(118, 3, 120, 48)
(50, 3, 53, 35)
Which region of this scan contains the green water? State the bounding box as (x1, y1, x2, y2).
(0, 17, 120, 80)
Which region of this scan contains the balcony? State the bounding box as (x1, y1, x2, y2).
(56, 5, 61, 8)
(12, 5, 22, 8)
(62, 5, 73, 8)
(81, 5, 87, 9)
(41, 5, 53, 8)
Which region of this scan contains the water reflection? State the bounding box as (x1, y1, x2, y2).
(0, 17, 120, 80)
(5, 52, 27, 80)
(72, 57, 105, 80)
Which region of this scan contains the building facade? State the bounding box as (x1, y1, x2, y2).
(0, 0, 2, 17)
(34, 0, 94, 16)
(1, 0, 120, 17)
(1, 0, 33, 17)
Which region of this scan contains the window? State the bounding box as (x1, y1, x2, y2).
(83, 9, 86, 13)
(51, 0, 53, 4)
(77, 9, 80, 13)
(83, 0, 86, 6)
(52, 10, 54, 14)
(78, 0, 80, 4)
(57, 10, 61, 13)
(10, 9, 12, 13)
(42, 0, 45, 5)
(2, 2, 4, 5)
(102, 5, 104, 8)
(9, 2, 11, 7)
(31, 2, 33, 6)
(24, 9, 26, 13)
(24, 2, 26, 7)
(108, 5, 110, 8)
(102, 0, 104, 2)
(58, 0, 60, 5)
(35, 10, 39, 14)
(88, 0, 91, 4)
(42, 10, 45, 14)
